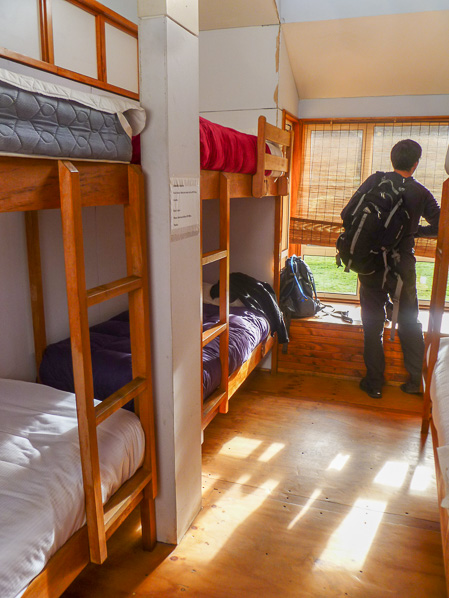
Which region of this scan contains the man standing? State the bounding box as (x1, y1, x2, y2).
(341, 140, 440, 399)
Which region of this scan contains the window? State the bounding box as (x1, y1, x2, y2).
(290, 119, 449, 301)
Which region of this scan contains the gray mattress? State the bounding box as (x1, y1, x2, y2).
(0, 79, 132, 162)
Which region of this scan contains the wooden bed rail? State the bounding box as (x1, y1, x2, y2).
(422, 176, 449, 435)
(252, 116, 293, 198)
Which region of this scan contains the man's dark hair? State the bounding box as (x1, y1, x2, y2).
(390, 139, 422, 171)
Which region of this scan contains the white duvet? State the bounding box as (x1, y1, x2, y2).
(0, 378, 145, 598)
(430, 338, 449, 507)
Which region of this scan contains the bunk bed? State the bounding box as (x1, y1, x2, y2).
(200, 116, 293, 429)
(421, 154, 449, 594)
(0, 68, 157, 598)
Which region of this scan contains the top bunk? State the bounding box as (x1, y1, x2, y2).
(0, 66, 145, 212)
(200, 115, 293, 200)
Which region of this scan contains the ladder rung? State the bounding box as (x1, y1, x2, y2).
(87, 275, 142, 307)
(104, 467, 152, 538)
(202, 322, 227, 346)
(95, 377, 147, 425)
(202, 249, 228, 266)
(203, 389, 227, 416)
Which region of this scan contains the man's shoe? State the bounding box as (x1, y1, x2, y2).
(359, 378, 382, 399)
(400, 381, 422, 395)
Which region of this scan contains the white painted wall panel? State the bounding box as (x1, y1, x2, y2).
(105, 24, 139, 93)
(0, 0, 41, 60)
(278, 30, 298, 116)
(52, 0, 98, 79)
(199, 26, 279, 112)
(139, 14, 202, 545)
(0, 213, 35, 380)
(299, 95, 449, 119)
(280, 0, 449, 22)
(200, 108, 280, 131)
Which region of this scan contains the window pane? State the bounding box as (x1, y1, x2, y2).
(303, 253, 358, 296)
(303, 128, 363, 223)
(371, 124, 449, 198)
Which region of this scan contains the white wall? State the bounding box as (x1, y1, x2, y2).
(299, 94, 449, 119)
(139, 7, 202, 545)
(199, 24, 298, 287)
(279, 0, 449, 22)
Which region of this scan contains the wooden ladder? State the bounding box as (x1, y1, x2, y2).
(201, 173, 230, 428)
(422, 176, 449, 434)
(58, 160, 157, 564)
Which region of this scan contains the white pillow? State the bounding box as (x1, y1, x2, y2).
(202, 282, 244, 307)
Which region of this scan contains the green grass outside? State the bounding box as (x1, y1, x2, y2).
(303, 255, 448, 302)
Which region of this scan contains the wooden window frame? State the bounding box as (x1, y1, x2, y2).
(0, 0, 139, 100)
(290, 116, 449, 303)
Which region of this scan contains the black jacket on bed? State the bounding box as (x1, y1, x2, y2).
(211, 272, 289, 344)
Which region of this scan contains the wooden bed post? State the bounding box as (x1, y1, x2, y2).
(24, 211, 47, 377)
(422, 177, 449, 435)
(218, 172, 230, 414)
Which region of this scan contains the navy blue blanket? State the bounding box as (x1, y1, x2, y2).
(39, 306, 270, 405)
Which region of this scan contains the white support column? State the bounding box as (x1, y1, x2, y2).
(138, 1, 202, 544)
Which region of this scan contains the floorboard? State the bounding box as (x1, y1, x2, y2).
(62, 370, 447, 598)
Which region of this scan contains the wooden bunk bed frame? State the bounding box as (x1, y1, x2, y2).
(421, 175, 449, 594)
(0, 156, 157, 597)
(200, 116, 293, 429)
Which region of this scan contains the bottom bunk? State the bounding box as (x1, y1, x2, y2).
(201, 276, 286, 428)
(39, 301, 279, 433)
(425, 337, 449, 595)
(0, 378, 145, 598)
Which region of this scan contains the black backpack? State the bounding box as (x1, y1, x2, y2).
(336, 172, 410, 339)
(280, 255, 322, 320)
(336, 172, 410, 275)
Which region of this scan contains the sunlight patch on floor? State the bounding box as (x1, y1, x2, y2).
(374, 461, 409, 488)
(288, 488, 322, 530)
(196, 478, 281, 561)
(410, 465, 432, 492)
(315, 498, 387, 572)
(327, 453, 350, 471)
(218, 436, 262, 458)
(258, 442, 285, 462)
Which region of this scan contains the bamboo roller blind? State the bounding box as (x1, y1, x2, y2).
(290, 119, 449, 258)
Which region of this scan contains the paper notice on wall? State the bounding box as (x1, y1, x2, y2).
(170, 177, 200, 241)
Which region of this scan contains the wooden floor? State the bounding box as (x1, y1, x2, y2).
(62, 371, 447, 597)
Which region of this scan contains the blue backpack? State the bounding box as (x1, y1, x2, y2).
(280, 255, 322, 319)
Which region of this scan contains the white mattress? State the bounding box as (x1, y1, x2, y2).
(430, 337, 449, 507)
(0, 378, 145, 598)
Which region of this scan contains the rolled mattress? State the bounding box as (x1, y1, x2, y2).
(0, 68, 145, 162)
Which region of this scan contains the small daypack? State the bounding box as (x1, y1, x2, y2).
(280, 255, 322, 319)
(336, 172, 410, 275)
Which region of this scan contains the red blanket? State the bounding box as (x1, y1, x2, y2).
(200, 117, 268, 174)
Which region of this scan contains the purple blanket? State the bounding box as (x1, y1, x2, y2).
(39, 307, 270, 405)
(203, 303, 270, 400)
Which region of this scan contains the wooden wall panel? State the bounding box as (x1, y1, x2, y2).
(278, 318, 408, 384)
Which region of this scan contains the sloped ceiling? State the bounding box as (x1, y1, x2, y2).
(282, 10, 449, 99)
(198, 1, 449, 99)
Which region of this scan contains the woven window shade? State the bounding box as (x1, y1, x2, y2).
(290, 120, 449, 258)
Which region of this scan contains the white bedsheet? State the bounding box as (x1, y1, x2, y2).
(0, 378, 145, 598)
(430, 337, 449, 507)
